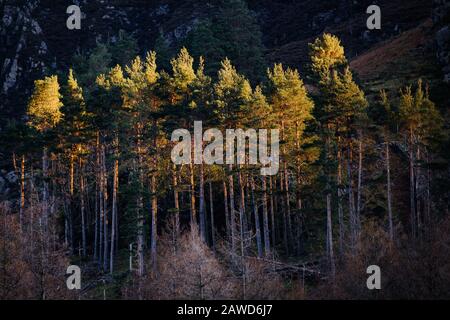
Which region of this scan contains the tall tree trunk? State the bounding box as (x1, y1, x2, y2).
(326, 192, 335, 277)
(151, 172, 158, 273)
(356, 135, 363, 232)
(94, 175, 99, 261)
(269, 176, 276, 251)
(102, 145, 109, 272)
(280, 174, 288, 255)
(262, 176, 271, 256)
(97, 132, 103, 266)
(172, 164, 180, 239)
(42, 147, 49, 231)
(209, 181, 216, 251)
(69, 152, 74, 249)
(70, 153, 74, 198)
(223, 180, 230, 242)
(238, 169, 246, 257)
(199, 162, 206, 242)
(416, 145, 421, 237)
(136, 125, 145, 277)
(325, 133, 335, 276)
(80, 159, 86, 257)
(110, 141, 118, 273)
(337, 144, 344, 254)
(284, 162, 293, 253)
(386, 140, 394, 241)
(228, 165, 236, 258)
(19, 155, 25, 233)
(250, 176, 263, 258)
(189, 161, 197, 227)
(347, 140, 356, 249)
(409, 126, 416, 237)
(426, 152, 431, 224)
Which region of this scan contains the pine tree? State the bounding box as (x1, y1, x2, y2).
(27, 75, 63, 229)
(266, 63, 314, 255)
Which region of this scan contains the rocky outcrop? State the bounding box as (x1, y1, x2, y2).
(433, 0, 450, 83)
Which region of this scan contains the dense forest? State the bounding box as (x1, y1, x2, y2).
(1, 0, 450, 300)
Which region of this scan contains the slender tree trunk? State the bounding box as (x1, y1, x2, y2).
(80, 159, 86, 257)
(284, 162, 293, 253)
(199, 162, 206, 242)
(416, 145, 421, 237)
(325, 133, 335, 276)
(409, 126, 416, 237)
(102, 145, 109, 272)
(269, 176, 276, 250)
(386, 140, 394, 241)
(356, 135, 363, 233)
(97, 132, 103, 266)
(94, 183, 98, 260)
(426, 152, 431, 224)
(337, 144, 344, 254)
(228, 165, 236, 258)
(172, 164, 180, 239)
(327, 192, 335, 277)
(209, 181, 216, 251)
(151, 172, 158, 273)
(280, 174, 288, 255)
(42, 147, 49, 231)
(347, 140, 356, 249)
(19, 155, 25, 233)
(223, 180, 230, 242)
(110, 141, 118, 273)
(238, 169, 246, 257)
(137, 140, 144, 277)
(70, 153, 74, 197)
(189, 160, 197, 226)
(262, 176, 271, 256)
(250, 176, 263, 258)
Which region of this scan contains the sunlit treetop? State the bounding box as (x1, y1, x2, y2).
(309, 33, 347, 81)
(27, 75, 63, 132)
(266, 63, 314, 126)
(171, 47, 196, 91)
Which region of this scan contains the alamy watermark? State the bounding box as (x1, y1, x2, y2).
(366, 265, 381, 290)
(66, 5, 81, 30)
(367, 5, 381, 30)
(66, 265, 81, 290)
(170, 121, 279, 176)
